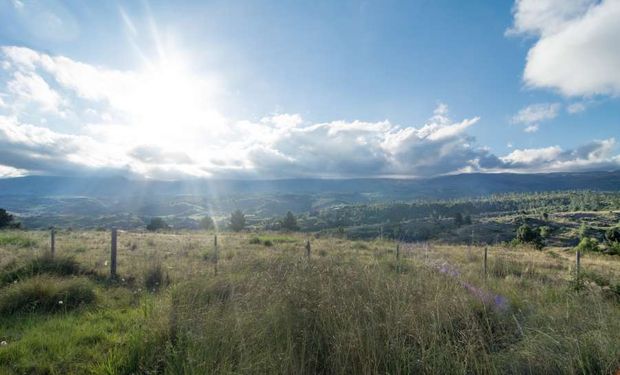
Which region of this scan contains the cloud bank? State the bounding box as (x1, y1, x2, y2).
(509, 0, 620, 97)
(0, 45, 619, 179)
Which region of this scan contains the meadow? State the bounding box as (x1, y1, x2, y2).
(0, 229, 619, 374)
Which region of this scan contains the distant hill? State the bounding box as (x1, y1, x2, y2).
(1, 170, 619, 199)
(1, 171, 619, 229)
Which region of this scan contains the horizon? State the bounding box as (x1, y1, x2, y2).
(2, 169, 620, 183)
(0, 0, 619, 180)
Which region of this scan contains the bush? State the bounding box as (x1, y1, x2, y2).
(144, 263, 169, 292)
(249, 237, 261, 245)
(263, 239, 274, 247)
(0, 276, 95, 314)
(515, 224, 544, 249)
(146, 217, 169, 231)
(1, 255, 84, 285)
(604, 227, 620, 244)
(576, 237, 599, 252)
(539, 226, 551, 238)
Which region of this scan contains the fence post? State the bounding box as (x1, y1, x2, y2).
(110, 228, 117, 279)
(575, 250, 581, 282)
(396, 243, 400, 261)
(50, 228, 55, 258)
(484, 247, 488, 280)
(306, 240, 311, 258)
(214, 234, 218, 276)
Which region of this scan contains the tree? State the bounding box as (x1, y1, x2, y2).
(229, 210, 246, 232)
(576, 237, 599, 252)
(146, 217, 169, 231)
(0, 208, 19, 229)
(453, 212, 464, 227)
(578, 222, 588, 240)
(516, 224, 544, 249)
(200, 215, 214, 231)
(281, 211, 299, 231)
(604, 227, 620, 244)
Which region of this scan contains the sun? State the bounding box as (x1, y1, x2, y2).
(124, 53, 225, 157)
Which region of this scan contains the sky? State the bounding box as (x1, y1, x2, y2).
(0, 0, 618, 179)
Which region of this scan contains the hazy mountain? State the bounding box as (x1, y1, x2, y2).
(1, 171, 619, 198)
(1, 171, 619, 229)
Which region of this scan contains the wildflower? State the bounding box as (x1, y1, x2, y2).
(58, 300, 63, 305)
(104, 261, 108, 266)
(0, 341, 7, 346)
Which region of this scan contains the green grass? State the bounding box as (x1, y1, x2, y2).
(0, 276, 96, 314)
(1, 255, 85, 285)
(0, 233, 37, 248)
(0, 231, 618, 374)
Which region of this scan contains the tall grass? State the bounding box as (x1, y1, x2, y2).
(0, 275, 95, 314)
(0, 231, 618, 374)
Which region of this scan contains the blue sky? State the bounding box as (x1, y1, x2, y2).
(0, 0, 618, 179)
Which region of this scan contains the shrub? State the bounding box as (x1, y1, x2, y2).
(0, 276, 95, 314)
(539, 226, 551, 238)
(249, 237, 261, 245)
(576, 237, 599, 252)
(263, 239, 274, 247)
(515, 224, 544, 249)
(146, 217, 169, 231)
(144, 263, 169, 292)
(604, 227, 620, 244)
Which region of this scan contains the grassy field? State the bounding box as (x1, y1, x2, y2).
(0, 229, 619, 374)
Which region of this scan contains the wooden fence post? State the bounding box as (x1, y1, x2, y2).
(110, 228, 117, 279)
(575, 250, 581, 282)
(306, 240, 311, 258)
(396, 243, 400, 261)
(50, 228, 55, 258)
(484, 247, 488, 280)
(214, 234, 218, 276)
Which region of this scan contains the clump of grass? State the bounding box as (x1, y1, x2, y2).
(0, 233, 37, 248)
(0, 276, 95, 314)
(489, 257, 537, 279)
(249, 236, 279, 246)
(0, 255, 84, 285)
(144, 263, 169, 292)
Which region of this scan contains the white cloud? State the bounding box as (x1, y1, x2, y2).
(0, 164, 26, 178)
(499, 138, 619, 172)
(7, 71, 63, 113)
(511, 102, 560, 132)
(567, 101, 588, 114)
(512, 103, 560, 124)
(524, 124, 539, 133)
(0, 45, 618, 179)
(501, 146, 562, 164)
(509, 0, 620, 96)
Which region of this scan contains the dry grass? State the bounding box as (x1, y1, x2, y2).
(0, 229, 618, 374)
